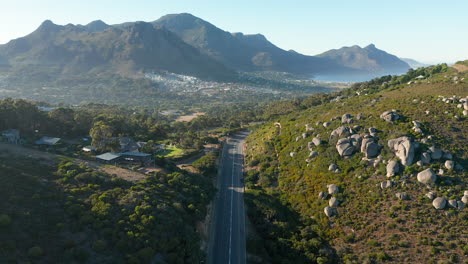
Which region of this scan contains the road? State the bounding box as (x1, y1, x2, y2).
(208, 131, 249, 264)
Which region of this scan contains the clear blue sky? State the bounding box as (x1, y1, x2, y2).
(1, 0, 467, 63)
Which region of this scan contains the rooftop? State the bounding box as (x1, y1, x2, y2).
(96, 152, 121, 161)
(35, 136, 61, 145)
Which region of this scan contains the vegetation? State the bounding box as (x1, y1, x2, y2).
(0, 157, 214, 263)
(244, 64, 467, 263)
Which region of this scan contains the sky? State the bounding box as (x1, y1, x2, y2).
(1, 0, 467, 64)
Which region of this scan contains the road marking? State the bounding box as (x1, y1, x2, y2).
(228, 140, 235, 264)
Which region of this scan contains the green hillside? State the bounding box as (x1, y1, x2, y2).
(0, 157, 214, 263)
(244, 64, 468, 263)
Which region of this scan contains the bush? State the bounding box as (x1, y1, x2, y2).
(92, 240, 106, 252)
(28, 246, 44, 257)
(0, 214, 12, 227)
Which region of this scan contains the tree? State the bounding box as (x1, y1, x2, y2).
(90, 121, 114, 149)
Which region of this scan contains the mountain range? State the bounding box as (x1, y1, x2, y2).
(0, 13, 413, 82)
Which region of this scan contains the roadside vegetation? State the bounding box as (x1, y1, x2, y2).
(0, 156, 214, 263)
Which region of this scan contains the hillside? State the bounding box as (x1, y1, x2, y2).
(0, 20, 235, 80)
(244, 63, 467, 263)
(316, 44, 410, 81)
(400, 57, 428, 69)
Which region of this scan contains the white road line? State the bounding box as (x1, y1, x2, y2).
(228, 140, 235, 264)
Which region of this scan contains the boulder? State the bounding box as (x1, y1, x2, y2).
(324, 206, 337, 217)
(328, 164, 338, 171)
(445, 160, 455, 170)
(380, 111, 400, 122)
(307, 142, 314, 150)
(341, 113, 353, 124)
(330, 126, 353, 138)
(318, 191, 328, 200)
(425, 192, 436, 200)
(327, 184, 339, 194)
(289, 152, 296, 157)
(357, 113, 364, 120)
(302, 133, 309, 139)
(336, 138, 356, 157)
(432, 197, 447, 209)
(296, 136, 302, 142)
(417, 168, 437, 184)
(465, 190, 468, 196)
(429, 146, 443, 160)
(396, 192, 409, 200)
(329, 197, 339, 207)
(312, 137, 322, 146)
(463, 110, 468, 116)
(443, 152, 453, 160)
(420, 152, 431, 164)
(412, 120, 422, 128)
(448, 200, 458, 208)
(462, 195, 468, 204)
(386, 160, 400, 177)
(457, 201, 465, 210)
(309, 151, 319, 158)
(323, 122, 331, 128)
(380, 180, 393, 189)
(388, 136, 416, 166)
(413, 127, 423, 134)
(363, 140, 382, 158)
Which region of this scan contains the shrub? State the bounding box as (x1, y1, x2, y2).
(27, 246, 44, 257)
(0, 214, 12, 227)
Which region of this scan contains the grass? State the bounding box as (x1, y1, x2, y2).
(157, 145, 184, 158)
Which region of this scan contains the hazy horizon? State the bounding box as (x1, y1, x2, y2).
(1, 0, 467, 64)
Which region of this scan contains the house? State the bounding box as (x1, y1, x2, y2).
(82, 146, 97, 152)
(35, 136, 61, 146)
(96, 152, 122, 164)
(120, 152, 153, 166)
(2, 129, 20, 144)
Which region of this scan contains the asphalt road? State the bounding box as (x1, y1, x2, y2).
(208, 131, 249, 264)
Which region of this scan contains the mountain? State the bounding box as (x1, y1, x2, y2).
(317, 44, 410, 79)
(151, 13, 354, 76)
(400, 57, 429, 69)
(84, 19, 111, 32)
(0, 20, 235, 80)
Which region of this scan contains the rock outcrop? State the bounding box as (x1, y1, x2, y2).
(324, 206, 337, 217)
(361, 135, 382, 158)
(386, 160, 400, 177)
(388, 136, 416, 166)
(329, 197, 339, 207)
(429, 146, 443, 160)
(380, 111, 400, 122)
(341, 113, 353, 124)
(330, 126, 353, 138)
(445, 160, 455, 170)
(381, 180, 393, 189)
(336, 138, 356, 157)
(312, 137, 322, 146)
(417, 168, 437, 185)
(432, 197, 447, 209)
(327, 184, 339, 194)
(396, 192, 409, 200)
